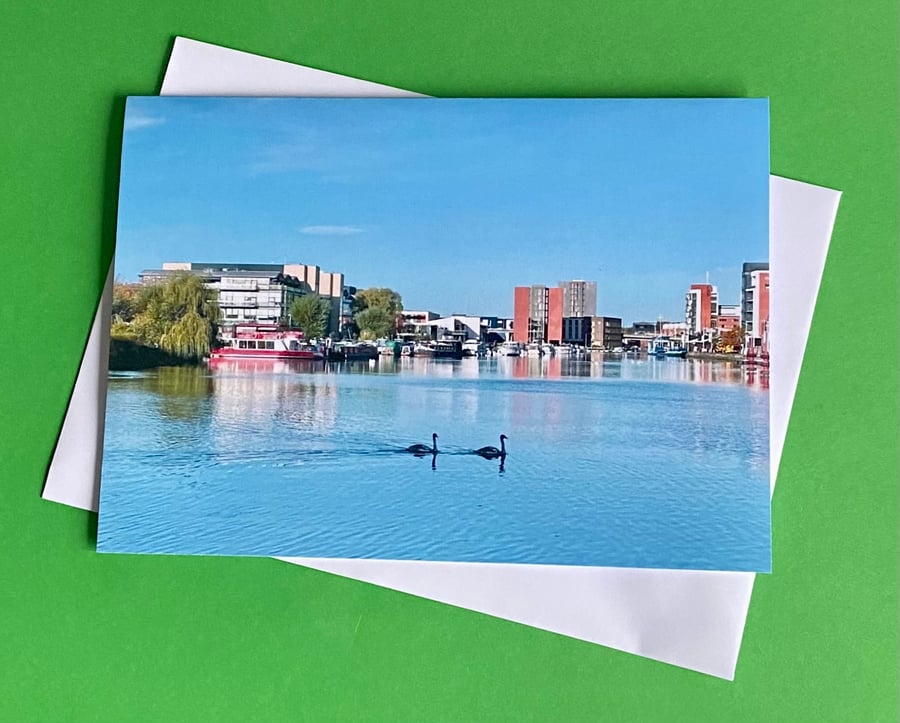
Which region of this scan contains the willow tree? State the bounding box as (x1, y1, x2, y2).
(131, 273, 219, 359)
(290, 293, 331, 339)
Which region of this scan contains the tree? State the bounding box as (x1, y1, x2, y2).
(353, 288, 403, 316)
(129, 273, 220, 359)
(290, 293, 331, 340)
(355, 306, 396, 340)
(716, 325, 744, 353)
(352, 287, 403, 338)
(112, 281, 142, 322)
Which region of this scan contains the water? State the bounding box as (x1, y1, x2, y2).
(97, 355, 771, 571)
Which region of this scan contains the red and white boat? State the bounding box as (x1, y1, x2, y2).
(209, 324, 324, 361)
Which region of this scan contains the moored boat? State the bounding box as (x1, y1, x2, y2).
(498, 341, 522, 357)
(462, 339, 487, 357)
(210, 324, 323, 361)
(330, 341, 379, 361)
(650, 336, 687, 358)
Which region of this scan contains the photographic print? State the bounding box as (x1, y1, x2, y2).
(98, 97, 771, 571)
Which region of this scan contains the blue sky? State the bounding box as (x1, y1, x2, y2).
(117, 97, 768, 322)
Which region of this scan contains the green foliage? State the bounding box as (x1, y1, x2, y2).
(352, 287, 403, 338)
(353, 287, 403, 316)
(122, 273, 220, 359)
(110, 319, 137, 340)
(355, 306, 396, 340)
(111, 281, 142, 322)
(290, 293, 331, 339)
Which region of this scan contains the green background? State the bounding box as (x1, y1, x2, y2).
(1, 2, 897, 720)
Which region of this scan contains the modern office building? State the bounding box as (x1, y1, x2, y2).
(139, 262, 345, 335)
(514, 280, 596, 345)
(716, 304, 741, 332)
(661, 321, 689, 338)
(399, 310, 440, 337)
(563, 316, 593, 346)
(559, 280, 598, 318)
(590, 316, 624, 349)
(685, 283, 719, 335)
(741, 262, 770, 350)
(514, 284, 562, 344)
(631, 321, 658, 335)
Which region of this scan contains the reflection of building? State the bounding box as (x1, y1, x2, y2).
(140, 262, 345, 335)
(591, 316, 623, 349)
(741, 262, 770, 351)
(514, 280, 596, 345)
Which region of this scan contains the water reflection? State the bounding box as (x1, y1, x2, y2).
(109, 366, 213, 421)
(101, 353, 769, 569)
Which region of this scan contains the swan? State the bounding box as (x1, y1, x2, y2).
(406, 433, 438, 455)
(475, 434, 507, 459)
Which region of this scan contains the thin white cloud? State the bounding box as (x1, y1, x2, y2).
(124, 113, 166, 131)
(299, 225, 364, 236)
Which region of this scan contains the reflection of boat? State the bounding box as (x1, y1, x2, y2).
(651, 336, 687, 358)
(210, 324, 323, 361)
(499, 341, 522, 357)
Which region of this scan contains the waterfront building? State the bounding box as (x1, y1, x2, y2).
(140, 262, 345, 335)
(631, 321, 658, 334)
(514, 280, 596, 345)
(591, 316, 624, 349)
(685, 283, 719, 335)
(340, 285, 357, 336)
(563, 316, 593, 346)
(661, 321, 688, 338)
(513, 285, 562, 344)
(716, 304, 741, 332)
(399, 310, 439, 338)
(417, 315, 513, 344)
(741, 262, 770, 352)
(559, 280, 598, 318)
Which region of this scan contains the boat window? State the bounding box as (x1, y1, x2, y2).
(265, 341, 275, 349)
(289, 340, 299, 351)
(238, 340, 247, 349)
(247, 341, 257, 349)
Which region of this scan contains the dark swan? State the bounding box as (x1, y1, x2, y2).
(406, 433, 438, 455)
(475, 434, 507, 459)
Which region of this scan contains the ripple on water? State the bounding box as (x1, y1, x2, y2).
(98, 359, 770, 571)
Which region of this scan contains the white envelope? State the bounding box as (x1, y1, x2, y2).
(43, 37, 841, 679)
